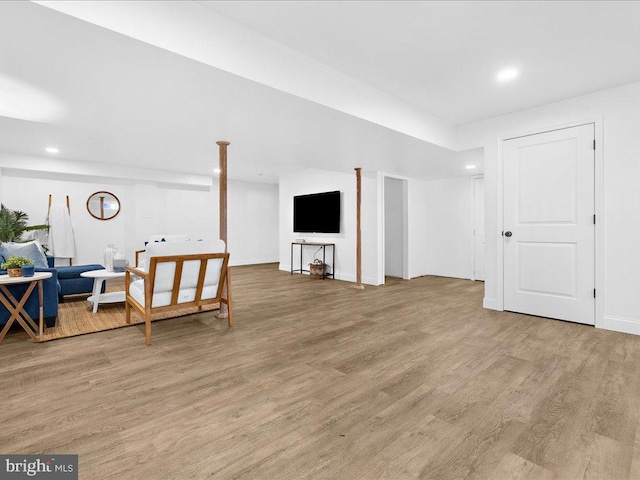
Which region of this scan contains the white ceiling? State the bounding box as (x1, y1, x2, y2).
(203, 1, 640, 125)
(9, 1, 637, 183)
(0, 2, 479, 184)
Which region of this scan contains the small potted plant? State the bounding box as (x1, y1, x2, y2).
(1, 256, 35, 277)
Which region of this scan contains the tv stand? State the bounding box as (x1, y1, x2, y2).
(290, 242, 335, 280)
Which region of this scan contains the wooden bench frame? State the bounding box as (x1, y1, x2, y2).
(125, 252, 232, 345)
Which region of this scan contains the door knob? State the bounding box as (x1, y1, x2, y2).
(504, 231, 513, 237)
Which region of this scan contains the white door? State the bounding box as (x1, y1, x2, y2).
(503, 124, 595, 325)
(473, 177, 485, 280)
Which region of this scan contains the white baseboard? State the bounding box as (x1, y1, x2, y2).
(599, 315, 640, 336)
(230, 258, 278, 267)
(335, 273, 380, 286)
(278, 264, 379, 286)
(335, 272, 355, 283)
(426, 271, 473, 281)
(483, 297, 498, 310)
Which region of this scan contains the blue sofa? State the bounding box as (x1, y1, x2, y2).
(0, 266, 59, 329)
(46, 258, 104, 302)
(0, 257, 106, 330)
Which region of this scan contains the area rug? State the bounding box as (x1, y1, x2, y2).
(39, 287, 219, 342)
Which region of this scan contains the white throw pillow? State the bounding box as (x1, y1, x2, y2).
(1, 240, 48, 268)
(6, 239, 46, 254)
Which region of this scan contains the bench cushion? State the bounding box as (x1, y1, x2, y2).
(129, 279, 218, 308)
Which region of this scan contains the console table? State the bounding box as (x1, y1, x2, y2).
(290, 242, 335, 280)
(0, 272, 52, 343)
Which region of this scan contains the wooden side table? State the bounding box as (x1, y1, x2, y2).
(0, 272, 52, 343)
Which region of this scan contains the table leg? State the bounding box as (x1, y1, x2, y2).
(0, 287, 18, 342)
(91, 278, 103, 313)
(0, 313, 12, 342)
(38, 279, 44, 340)
(0, 283, 39, 342)
(333, 245, 335, 278)
(322, 246, 326, 280)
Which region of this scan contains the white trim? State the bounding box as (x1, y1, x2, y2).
(381, 172, 412, 182)
(472, 175, 484, 282)
(278, 264, 380, 286)
(483, 297, 498, 310)
(376, 172, 385, 285)
(496, 117, 604, 329)
(335, 273, 380, 285)
(230, 258, 278, 267)
(402, 179, 410, 280)
(279, 263, 291, 273)
(601, 315, 640, 336)
(594, 120, 604, 331)
(381, 173, 410, 282)
(496, 134, 505, 311)
(429, 272, 472, 281)
(379, 172, 386, 285)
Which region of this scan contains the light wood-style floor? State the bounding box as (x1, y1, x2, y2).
(1, 264, 639, 480)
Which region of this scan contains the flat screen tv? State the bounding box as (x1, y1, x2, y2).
(293, 191, 340, 233)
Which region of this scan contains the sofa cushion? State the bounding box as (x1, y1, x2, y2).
(56, 264, 104, 280)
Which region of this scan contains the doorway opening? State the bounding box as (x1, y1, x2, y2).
(383, 176, 408, 281)
(473, 176, 485, 281)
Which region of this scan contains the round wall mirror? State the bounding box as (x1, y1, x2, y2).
(86, 191, 121, 220)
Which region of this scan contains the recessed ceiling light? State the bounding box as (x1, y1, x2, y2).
(465, 165, 476, 170)
(45, 147, 59, 154)
(496, 67, 519, 83)
(213, 168, 221, 174)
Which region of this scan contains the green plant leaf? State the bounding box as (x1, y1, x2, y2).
(1, 255, 35, 269)
(0, 205, 48, 242)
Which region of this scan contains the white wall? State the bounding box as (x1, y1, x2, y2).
(278, 168, 480, 286)
(423, 176, 474, 280)
(0, 169, 278, 268)
(456, 80, 640, 335)
(407, 177, 429, 279)
(384, 177, 404, 278)
(279, 168, 379, 285)
(228, 180, 279, 266)
(1, 173, 128, 267)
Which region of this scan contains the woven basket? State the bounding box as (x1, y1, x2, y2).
(309, 262, 326, 279)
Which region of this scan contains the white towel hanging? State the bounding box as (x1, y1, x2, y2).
(47, 203, 76, 259)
